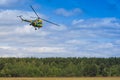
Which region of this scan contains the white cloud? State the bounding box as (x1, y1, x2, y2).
(115, 40, 120, 44)
(72, 19, 84, 25)
(55, 8, 82, 17)
(0, 0, 18, 6)
(0, 46, 65, 53)
(0, 46, 17, 51)
(71, 17, 120, 39)
(24, 47, 65, 53)
(0, 9, 120, 58)
(0, 9, 52, 38)
(66, 39, 89, 45)
(0, 0, 30, 7)
(0, 9, 46, 25)
(72, 18, 120, 28)
(48, 24, 67, 31)
(15, 25, 35, 34)
(0, 46, 66, 57)
(86, 42, 114, 50)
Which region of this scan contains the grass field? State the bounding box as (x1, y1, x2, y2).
(0, 77, 120, 80)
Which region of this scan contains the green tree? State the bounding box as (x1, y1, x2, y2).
(110, 65, 120, 76)
(82, 64, 98, 77)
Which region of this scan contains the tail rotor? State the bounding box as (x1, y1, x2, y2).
(17, 15, 24, 21)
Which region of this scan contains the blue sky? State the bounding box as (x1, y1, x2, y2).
(0, 0, 120, 57)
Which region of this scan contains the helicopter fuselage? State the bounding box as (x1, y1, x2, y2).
(20, 17, 43, 30)
(30, 19, 42, 28)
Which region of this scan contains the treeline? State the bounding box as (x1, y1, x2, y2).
(0, 57, 120, 77)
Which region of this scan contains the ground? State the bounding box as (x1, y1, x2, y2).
(0, 77, 120, 80)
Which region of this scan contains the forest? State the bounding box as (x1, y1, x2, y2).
(0, 57, 120, 77)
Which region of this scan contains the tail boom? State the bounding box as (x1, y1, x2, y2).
(17, 15, 32, 23)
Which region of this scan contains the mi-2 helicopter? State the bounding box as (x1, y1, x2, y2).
(18, 6, 59, 30)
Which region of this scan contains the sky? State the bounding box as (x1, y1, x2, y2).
(0, 0, 120, 57)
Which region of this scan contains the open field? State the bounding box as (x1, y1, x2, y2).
(0, 77, 120, 80)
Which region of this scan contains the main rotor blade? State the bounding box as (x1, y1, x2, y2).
(30, 5, 60, 26)
(30, 5, 40, 18)
(41, 18, 60, 26)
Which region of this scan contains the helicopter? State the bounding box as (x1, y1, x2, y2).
(18, 6, 59, 30)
